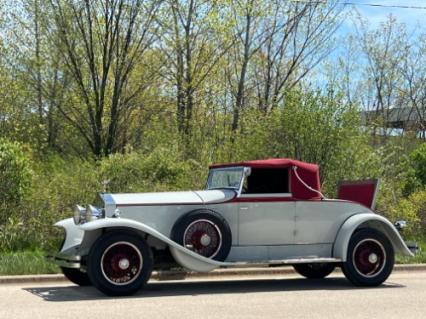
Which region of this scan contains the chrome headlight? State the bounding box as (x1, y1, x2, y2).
(73, 205, 86, 225)
(85, 205, 104, 222)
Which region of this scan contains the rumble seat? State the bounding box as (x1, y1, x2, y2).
(337, 179, 379, 209)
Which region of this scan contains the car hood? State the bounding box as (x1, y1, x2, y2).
(102, 189, 236, 206)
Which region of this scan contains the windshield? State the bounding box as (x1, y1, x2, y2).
(206, 167, 244, 190)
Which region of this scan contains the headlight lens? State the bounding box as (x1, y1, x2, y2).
(85, 205, 104, 222)
(73, 204, 104, 225)
(73, 205, 86, 225)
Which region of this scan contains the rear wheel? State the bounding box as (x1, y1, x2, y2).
(61, 267, 91, 286)
(87, 232, 153, 296)
(293, 263, 335, 279)
(342, 228, 394, 286)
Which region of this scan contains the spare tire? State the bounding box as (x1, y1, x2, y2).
(171, 209, 232, 261)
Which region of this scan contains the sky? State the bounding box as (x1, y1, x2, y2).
(341, 0, 426, 29)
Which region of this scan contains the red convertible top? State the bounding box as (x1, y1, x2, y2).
(210, 158, 321, 200)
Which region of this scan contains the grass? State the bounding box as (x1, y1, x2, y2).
(0, 250, 60, 275)
(0, 240, 424, 276)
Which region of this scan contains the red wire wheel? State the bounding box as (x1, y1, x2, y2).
(101, 242, 143, 286)
(352, 239, 386, 277)
(183, 219, 222, 258)
(171, 210, 232, 261)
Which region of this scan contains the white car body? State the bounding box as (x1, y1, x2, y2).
(54, 158, 414, 295)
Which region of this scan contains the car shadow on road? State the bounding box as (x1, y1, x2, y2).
(23, 276, 405, 302)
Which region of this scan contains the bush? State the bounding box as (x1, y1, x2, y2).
(410, 142, 426, 188)
(390, 190, 426, 237)
(21, 155, 100, 251)
(100, 147, 203, 193)
(0, 139, 32, 225)
(0, 153, 100, 252)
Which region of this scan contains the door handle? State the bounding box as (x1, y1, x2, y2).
(240, 207, 249, 211)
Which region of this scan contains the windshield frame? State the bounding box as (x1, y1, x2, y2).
(206, 166, 248, 194)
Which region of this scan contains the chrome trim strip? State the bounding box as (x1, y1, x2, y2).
(55, 253, 81, 261)
(54, 253, 82, 269)
(55, 259, 81, 269)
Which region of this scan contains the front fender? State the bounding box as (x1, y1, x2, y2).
(55, 218, 85, 252)
(80, 218, 231, 272)
(333, 213, 414, 261)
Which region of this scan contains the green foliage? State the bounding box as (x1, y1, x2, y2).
(410, 143, 426, 188)
(0, 139, 31, 203)
(0, 139, 32, 224)
(0, 153, 100, 252)
(20, 155, 100, 251)
(390, 190, 426, 237)
(100, 147, 203, 193)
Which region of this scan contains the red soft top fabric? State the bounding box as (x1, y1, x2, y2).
(210, 158, 321, 200)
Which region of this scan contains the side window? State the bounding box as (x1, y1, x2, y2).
(243, 168, 289, 194)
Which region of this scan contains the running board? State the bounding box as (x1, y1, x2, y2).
(222, 257, 342, 268)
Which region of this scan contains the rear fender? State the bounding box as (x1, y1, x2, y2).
(80, 218, 230, 272)
(333, 213, 414, 261)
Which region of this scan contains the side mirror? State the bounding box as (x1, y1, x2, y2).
(394, 220, 407, 231)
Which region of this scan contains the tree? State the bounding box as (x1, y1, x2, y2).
(254, 0, 341, 113)
(158, 0, 235, 139)
(356, 16, 407, 140)
(49, 0, 161, 158)
(227, 0, 342, 132)
(399, 34, 426, 139)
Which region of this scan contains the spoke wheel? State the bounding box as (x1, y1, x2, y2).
(342, 228, 394, 287)
(171, 210, 232, 261)
(87, 232, 153, 296)
(352, 239, 386, 278)
(101, 242, 143, 286)
(183, 219, 222, 258)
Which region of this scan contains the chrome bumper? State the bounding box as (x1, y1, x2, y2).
(54, 252, 82, 269)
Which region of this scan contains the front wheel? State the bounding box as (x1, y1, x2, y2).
(293, 263, 335, 279)
(87, 232, 153, 296)
(342, 228, 394, 286)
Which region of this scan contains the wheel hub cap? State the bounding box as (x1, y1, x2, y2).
(200, 234, 212, 246)
(368, 253, 378, 264)
(118, 258, 130, 270)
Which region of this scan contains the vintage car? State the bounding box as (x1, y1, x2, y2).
(54, 158, 415, 296)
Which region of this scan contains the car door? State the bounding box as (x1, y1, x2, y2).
(238, 199, 296, 245)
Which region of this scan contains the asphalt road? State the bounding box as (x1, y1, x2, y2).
(1, 271, 425, 319)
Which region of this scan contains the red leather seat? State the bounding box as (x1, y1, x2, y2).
(337, 179, 379, 209)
